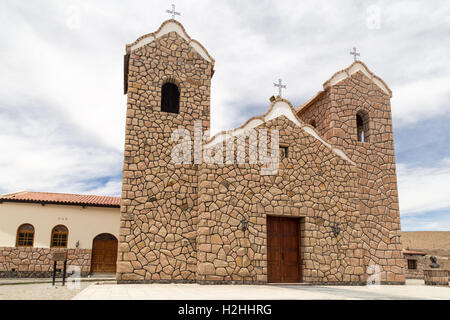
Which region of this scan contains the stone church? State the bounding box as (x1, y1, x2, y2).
(117, 19, 405, 284)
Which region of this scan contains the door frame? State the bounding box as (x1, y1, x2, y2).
(266, 215, 303, 283)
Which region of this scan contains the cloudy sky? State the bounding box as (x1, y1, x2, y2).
(0, 0, 449, 231)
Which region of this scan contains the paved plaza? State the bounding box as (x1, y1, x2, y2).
(0, 281, 92, 300)
(0, 277, 115, 300)
(0, 279, 447, 300)
(72, 280, 449, 300)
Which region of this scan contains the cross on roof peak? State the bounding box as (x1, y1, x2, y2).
(273, 78, 286, 98)
(350, 47, 360, 62)
(166, 4, 181, 20)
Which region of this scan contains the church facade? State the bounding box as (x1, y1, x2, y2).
(117, 19, 405, 284)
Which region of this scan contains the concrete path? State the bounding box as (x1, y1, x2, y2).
(0, 282, 94, 300)
(0, 276, 115, 286)
(73, 279, 450, 300)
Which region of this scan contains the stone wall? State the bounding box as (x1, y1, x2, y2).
(404, 254, 427, 279)
(0, 247, 91, 278)
(117, 24, 214, 282)
(404, 255, 450, 280)
(424, 269, 449, 286)
(196, 115, 365, 284)
(298, 63, 405, 284)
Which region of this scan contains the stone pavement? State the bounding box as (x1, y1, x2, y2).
(0, 275, 115, 286)
(0, 282, 93, 300)
(0, 278, 115, 300)
(73, 279, 449, 300)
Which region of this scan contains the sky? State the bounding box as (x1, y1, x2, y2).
(0, 0, 449, 231)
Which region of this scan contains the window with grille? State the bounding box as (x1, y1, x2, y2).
(16, 224, 34, 247)
(51, 225, 68, 248)
(407, 259, 417, 270)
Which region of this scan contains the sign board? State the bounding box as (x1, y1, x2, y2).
(52, 252, 67, 261)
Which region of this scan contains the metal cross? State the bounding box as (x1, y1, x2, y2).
(350, 47, 360, 61)
(166, 4, 181, 20)
(273, 78, 286, 98)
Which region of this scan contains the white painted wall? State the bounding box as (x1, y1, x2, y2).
(0, 202, 120, 249)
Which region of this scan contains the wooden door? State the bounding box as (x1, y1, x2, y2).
(91, 234, 118, 273)
(267, 216, 301, 283)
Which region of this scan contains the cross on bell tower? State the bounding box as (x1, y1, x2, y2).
(350, 47, 360, 61)
(273, 78, 286, 98)
(166, 4, 181, 20)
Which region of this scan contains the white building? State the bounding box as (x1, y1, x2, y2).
(0, 191, 120, 277)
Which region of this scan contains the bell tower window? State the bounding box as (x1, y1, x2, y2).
(161, 82, 180, 114)
(356, 110, 369, 142)
(280, 146, 289, 160)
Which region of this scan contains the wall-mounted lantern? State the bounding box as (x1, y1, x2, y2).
(241, 219, 248, 231)
(331, 224, 340, 237)
(75, 240, 80, 248)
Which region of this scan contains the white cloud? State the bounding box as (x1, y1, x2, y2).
(0, 103, 122, 195)
(397, 159, 450, 215)
(402, 218, 450, 232)
(86, 179, 122, 197)
(392, 77, 450, 125)
(1, 0, 448, 141)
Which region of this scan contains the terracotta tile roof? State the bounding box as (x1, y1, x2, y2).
(0, 191, 120, 208)
(403, 249, 427, 255)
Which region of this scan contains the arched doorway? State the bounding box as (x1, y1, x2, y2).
(90, 233, 118, 273)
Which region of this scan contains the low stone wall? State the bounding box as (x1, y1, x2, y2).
(404, 255, 450, 280)
(404, 254, 427, 279)
(424, 269, 448, 286)
(0, 247, 91, 278)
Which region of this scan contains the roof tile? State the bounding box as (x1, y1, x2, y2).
(0, 191, 120, 207)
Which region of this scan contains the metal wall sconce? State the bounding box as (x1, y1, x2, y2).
(331, 224, 340, 237)
(75, 241, 80, 248)
(241, 219, 248, 231)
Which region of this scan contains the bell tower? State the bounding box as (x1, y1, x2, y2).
(117, 19, 214, 282)
(297, 61, 405, 284)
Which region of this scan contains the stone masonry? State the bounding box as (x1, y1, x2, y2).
(0, 247, 91, 278)
(424, 269, 449, 286)
(297, 63, 405, 284)
(117, 19, 405, 284)
(117, 20, 213, 282)
(196, 113, 365, 284)
(403, 252, 427, 279)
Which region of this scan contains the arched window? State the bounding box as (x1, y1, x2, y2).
(356, 111, 369, 142)
(161, 82, 180, 113)
(16, 224, 34, 247)
(50, 225, 68, 248)
(309, 120, 317, 128)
